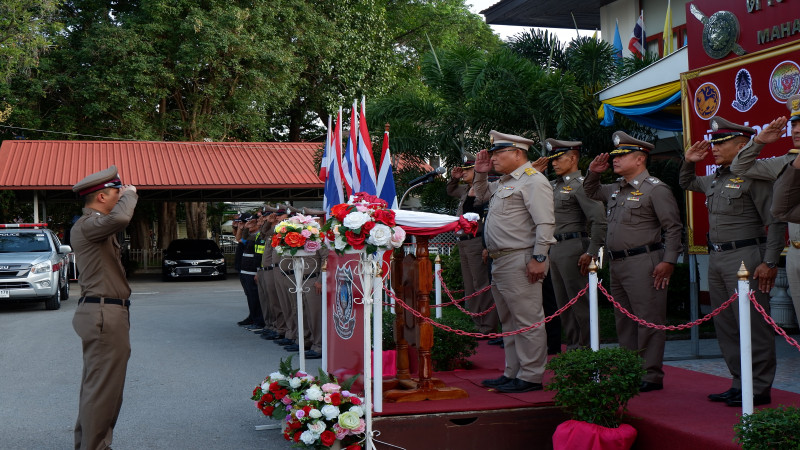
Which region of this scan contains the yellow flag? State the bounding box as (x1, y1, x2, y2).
(662, 0, 674, 56)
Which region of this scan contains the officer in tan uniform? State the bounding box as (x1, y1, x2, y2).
(300, 207, 329, 359)
(729, 97, 800, 330)
(473, 130, 556, 393)
(255, 207, 277, 339)
(71, 165, 138, 450)
(446, 153, 499, 334)
(584, 132, 682, 392)
(681, 116, 785, 406)
(545, 138, 607, 349)
(261, 205, 289, 341)
(273, 206, 304, 351)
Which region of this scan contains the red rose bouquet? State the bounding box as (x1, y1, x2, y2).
(322, 192, 406, 255)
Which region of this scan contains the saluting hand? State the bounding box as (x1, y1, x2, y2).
(652, 262, 674, 290)
(588, 153, 610, 173)
(754, 116, 788, 145)
(685, 140, 710, 163)
(475, 150, 492, 173)
(451, 167, 464, 180)
(752, 263, 777, 293)
(531, 157, 549, 173)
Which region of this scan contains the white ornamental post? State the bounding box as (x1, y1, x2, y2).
(434, 254, 442, 319)
(372, 254, 385, 413)
(282, 251, 317, 374)
(321, 259, 328, 373)
(589, 258, 600, 351)
(737, 261, 754, 415)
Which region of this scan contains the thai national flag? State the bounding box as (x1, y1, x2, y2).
(376, 124, 398, 209)
(628, 11, 645, 58)
(323, 113, 344, 212)
(318, 124, 329, 183)
(356, 100, 378, 195)
(342, 100, 359, 196)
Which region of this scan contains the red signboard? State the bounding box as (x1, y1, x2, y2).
(326, 252, 366, 392)
(681, 39, 800, 252)
(686, 0, 800, 70)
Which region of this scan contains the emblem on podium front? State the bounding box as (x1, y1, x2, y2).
(334, 266, 356, 339)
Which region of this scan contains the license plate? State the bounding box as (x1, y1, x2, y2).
(0, 290, 9, 298)
(188, 268, 202, 273)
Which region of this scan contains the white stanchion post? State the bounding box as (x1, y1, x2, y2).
(737, 262, 754, 415)
(321, 259, 328, 373)
(357, 253, 376, 450)
(372, 254, 384, 413)
(589, 258, 600, 351)
(293, 257, 307, 374)
(434, 255, 442, 319)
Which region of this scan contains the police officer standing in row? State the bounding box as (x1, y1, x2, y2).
(474, 130, 556, 393)
(684, 116, 787, 406)
(545, 138, 607, 350)
(584, 132, 683, 392)
(240, 213, 266, 332)
(71, 165, 138, 450)
(446, 153, 499, 335)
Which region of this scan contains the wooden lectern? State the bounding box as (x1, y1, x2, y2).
(383, 234, 469, 402)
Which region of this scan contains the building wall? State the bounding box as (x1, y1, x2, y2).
(600, 0, 690, 58)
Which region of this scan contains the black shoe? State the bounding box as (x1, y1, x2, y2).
(262, 333, 283, 341)
(639, 381, 663, 392)
(284, 344, 300, 352)
(275, 338, 294, 346)
(305, 350, 322, 359)
(725, 392, 771, 407)
(237, 318, 254, 326)
(244, 324, 265, 332)
(708, 388, 741, 402)
(495, 379, 543, 393)
(482, 375, 514, 388)
(487, 338, 503, 345)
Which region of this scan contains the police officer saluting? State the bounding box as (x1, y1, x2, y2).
(545, 138, 607, 350)
(584, 132, 682, 392)
(681, 116, 785, 407)
(474, 130, 556, 393)
(71, 165, 138, 450)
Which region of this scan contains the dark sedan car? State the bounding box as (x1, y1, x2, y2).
(162, 239, 227, 281)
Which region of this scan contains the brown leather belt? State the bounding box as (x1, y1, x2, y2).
(488, 247, 531, 260)
(79, 296, 130, 307)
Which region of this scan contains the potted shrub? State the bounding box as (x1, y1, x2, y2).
(734, 405, 800, 449)
(545, 347, 646, 450)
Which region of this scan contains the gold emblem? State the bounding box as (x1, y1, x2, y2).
(792, 99, 800, 111)
(524, 167, 536, 175)
(630, 190, 644, 196)
(729, 177, 744, 183)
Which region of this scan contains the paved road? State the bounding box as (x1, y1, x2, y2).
(0, 274, 318, 450)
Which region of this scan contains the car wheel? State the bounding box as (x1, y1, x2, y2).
(60, 279, 70, 300)
(44, 288, 61, 310)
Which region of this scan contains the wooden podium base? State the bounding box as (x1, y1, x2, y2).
(383, 378, 469, 402)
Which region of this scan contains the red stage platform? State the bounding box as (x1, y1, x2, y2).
(372, 342, 800, 449)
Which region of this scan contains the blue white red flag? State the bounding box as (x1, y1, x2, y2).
(376, 124, 398, 209)
(342, 100, 359, 195)
(356, 100, 378, 195)
(323, 112, 344, 212)
(628, 11, 645, 58)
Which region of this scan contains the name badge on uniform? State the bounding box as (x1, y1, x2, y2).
(501, 186, 515, 191)
(724, 183, 741, 189)
(626, 196, 640, 202)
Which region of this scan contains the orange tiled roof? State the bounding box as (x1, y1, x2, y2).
(0, 140, 324, 190)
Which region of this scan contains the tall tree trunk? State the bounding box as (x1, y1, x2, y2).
(128, 212, 150, 250)
(185, 201, 207, 239)
(158, 202, 177, 248)
(289, 101, 302, 141)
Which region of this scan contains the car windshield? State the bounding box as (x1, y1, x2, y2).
(0, 232, 52, 252)
(167, 240, 220, 254)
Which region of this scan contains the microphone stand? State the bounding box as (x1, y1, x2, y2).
(399, 182, 429, 209)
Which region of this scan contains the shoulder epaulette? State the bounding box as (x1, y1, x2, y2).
(524, 167, 537, 176)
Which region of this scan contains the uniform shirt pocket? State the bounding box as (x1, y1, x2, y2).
(495, 187, 515, 214)
(713, 185, 745, 215)
(621, 199, 645, 224)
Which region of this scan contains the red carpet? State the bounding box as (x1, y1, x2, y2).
(376, 341, 800, 449)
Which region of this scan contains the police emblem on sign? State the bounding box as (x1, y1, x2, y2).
(333, 266, 357, 339)
(731, 69, 757, 112)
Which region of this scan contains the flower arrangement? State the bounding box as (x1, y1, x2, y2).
(271, 213, 324, 256)
(322, 193, 406, 255)
(251, 357, 365, 450)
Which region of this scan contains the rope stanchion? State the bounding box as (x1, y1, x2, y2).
(598, 283, 737, 331)
(383, 284, 588, 339)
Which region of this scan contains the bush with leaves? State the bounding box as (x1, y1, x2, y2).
(545, 347, 645, 428)
(734, 405, 800, 450)
(432, 308, 478, 371)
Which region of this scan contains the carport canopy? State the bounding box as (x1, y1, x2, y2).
(0, 140, 325, 203)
